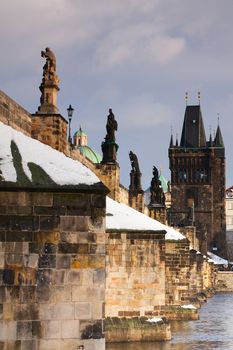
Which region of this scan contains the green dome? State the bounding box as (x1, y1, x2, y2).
(74, 128, 87, 137)
(78, 145, 102, 164)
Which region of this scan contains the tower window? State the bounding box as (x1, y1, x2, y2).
(178, 170, 187, 182)
(195, 169, 207, 182)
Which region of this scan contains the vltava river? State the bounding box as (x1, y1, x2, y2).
(106, 293, 233, 350)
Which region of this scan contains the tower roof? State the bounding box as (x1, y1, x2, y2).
(214, 125, 224, 147)
(180, 105, 207, 148)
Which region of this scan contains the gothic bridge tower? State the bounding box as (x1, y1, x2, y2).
(169, 104, 226, 257)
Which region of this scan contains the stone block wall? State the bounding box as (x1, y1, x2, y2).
(0, 90, 31, 136)
(177, 226, 198, 251)
(165, 239, 191, 305)
(118, 185, 129, 205)
(0, 190, 106, 350)
(148, 207, 166, 225)
(129, 192, 145, 213)
(106, 231, 166, 318)
(216, 271, 233, 291)
(31, 114, 68, 154)
(96, 164, 120, 201)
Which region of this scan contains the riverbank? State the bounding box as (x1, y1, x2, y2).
(106, 293, 233, 350)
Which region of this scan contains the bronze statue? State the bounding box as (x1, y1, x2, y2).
(105, 109, 118, 142)
(129, 151, 140, 173)
(150, 166, 165, 206)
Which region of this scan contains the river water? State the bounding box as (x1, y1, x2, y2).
(106, 293, 233, 350)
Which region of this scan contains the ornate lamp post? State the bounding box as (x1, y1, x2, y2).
(67, 104, 74, 144)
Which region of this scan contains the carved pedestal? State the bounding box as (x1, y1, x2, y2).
(148, 204, 166, 224)
(129, 190, 145, 213)
(101, 141, 118, 164)
(129, 171, 142, 191)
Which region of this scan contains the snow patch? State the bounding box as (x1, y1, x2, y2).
(181, 304, 197, 310)
(106, 197, 185, 240)
(207, 252, 228, 265)
(146, 317, 163, 323)
(0, 122, 100, 186)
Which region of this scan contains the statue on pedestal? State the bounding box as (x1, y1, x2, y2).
(105, 109, 118, 142)
(41, 47, 59, 85)
(129, 151, 140, 173)
(150, 166, 165, 206)
(38, 48, 60, 114)
(101, 109, 118, 164)
(129, 151, 142, 191)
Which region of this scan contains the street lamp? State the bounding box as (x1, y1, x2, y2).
(67, 104, 74, 144)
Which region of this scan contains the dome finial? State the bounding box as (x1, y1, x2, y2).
(198, 91, 201, 105)
(185, 91, 188, 106)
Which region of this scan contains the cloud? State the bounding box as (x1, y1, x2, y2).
(117, 94, 172, 128)
(94, 23, 185, 68)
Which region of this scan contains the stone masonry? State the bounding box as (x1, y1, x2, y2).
(0, 190, 106, 350)
(0, 90, 31, 137)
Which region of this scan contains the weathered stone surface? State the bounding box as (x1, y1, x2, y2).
(106, 230, 166, 318)
(75, 302, 91, 320)
(67, 270, 81, 285)
(61, 319, 79, 338)
(0, 189, 106, 348)
(60, 216, 89, 232)
(56, 255, 71, 269)
(105, 317, 171, 342)
(43, 320, 61, 339)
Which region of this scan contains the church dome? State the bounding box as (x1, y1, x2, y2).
(74, 128, 87, 138)
(77, 145, 102, 164)
(73, 126, 102, 164)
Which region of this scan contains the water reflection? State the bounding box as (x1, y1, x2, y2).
(106, 293, 233, 350)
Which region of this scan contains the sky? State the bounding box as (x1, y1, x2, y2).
(1, 0, 233, 188)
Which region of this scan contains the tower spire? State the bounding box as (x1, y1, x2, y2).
(214, 114, 224, 147)
(214, 125, 224, 147)
(169, 126, 174, 147)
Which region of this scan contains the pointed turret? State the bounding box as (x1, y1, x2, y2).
(169, 134, 174, 148)
(214, 125, 224, 147)
(180, 105, 207, 148)
(208, 133, 213, 147)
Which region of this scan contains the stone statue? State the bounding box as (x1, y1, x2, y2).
(105, 109, 118, 142)
(41, 47, 59, 84)
(150, 166, 165, 206)
(129, 151, 140, 173)
(38, 47, 60, 114)
(129, 151, 142, 191)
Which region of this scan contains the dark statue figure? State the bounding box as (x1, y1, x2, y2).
(101, 109, 118, 164)
(129, 151, 142, 191)
(105, 109, 118, 142)
(41, 47, 59, 84)
(150, 166, 165, 206)
(129, 151, 140, 173)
